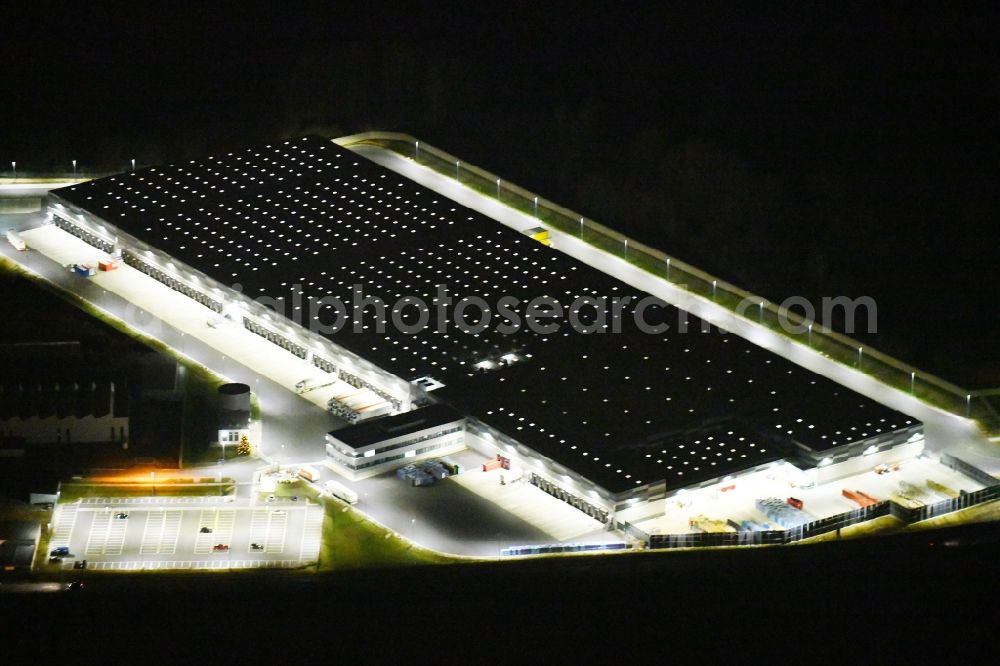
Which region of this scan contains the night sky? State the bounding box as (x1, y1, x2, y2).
(4, 2, 998, 387)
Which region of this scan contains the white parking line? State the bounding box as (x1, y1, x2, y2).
(264, 510, 287, 554)
(50, 503, 78, 549)
(79, 496, 234, 506)
(140, 511, 164, 554)
(194, 508, 235, 554)
(160, 510, 182, 554)
(104, 515, 128, 555)
(70, 559, 303, 571)
(249, 509, 268, 553)
(299, 505, 323, 562)
(85, 512, 111, 555)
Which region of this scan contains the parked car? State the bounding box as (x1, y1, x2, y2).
(66, 581, 84, 592)
(212, 544, 229, 552)
(49, 556, 62, 564)
(200, 527, 213, 533)
(114, 512, 128, 519)
(73, 559, 87, 569)
(250, 543, 263, 551)
(266, 494, 275, 502)
(50, 546, 70, 557)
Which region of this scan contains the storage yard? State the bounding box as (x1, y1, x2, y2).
(624, 453, 986, 536)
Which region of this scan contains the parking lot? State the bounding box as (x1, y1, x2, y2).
(49, 496, 323, 570)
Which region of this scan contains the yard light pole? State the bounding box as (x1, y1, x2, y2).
(808, 323, 813, 347)
(712, 280, 717, 301)
(858, 347, 863, 369)
(910, 371, 915, 394)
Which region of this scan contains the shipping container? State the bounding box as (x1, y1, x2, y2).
(842, 489, 877, 507)
(926, 479, 960, 499)
(297, 465, 321, 482)
(482, 459, 502, 472)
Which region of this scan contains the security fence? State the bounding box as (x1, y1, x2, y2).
(616, 455, 999, 550)
(616, 520, 651, 543)
(336, 132, 1000, 435)
(941, 452, 1000, 487)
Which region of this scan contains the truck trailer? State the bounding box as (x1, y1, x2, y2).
(297, 465, 321, 482)
(6, 229, 26, 251)
(324, 480, 359, 504)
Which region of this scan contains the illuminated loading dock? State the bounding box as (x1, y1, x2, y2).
(45, 135, 921, 524)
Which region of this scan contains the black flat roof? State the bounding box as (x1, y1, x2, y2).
(54, 135, 918, 494)
(328, 404, 463, 448)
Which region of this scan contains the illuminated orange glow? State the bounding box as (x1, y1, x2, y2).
(87, 469, 183, 484)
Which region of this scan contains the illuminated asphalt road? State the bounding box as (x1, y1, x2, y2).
(0, 212, 340, 465)
(0, 215, 560, 556)
(353, 144, 998, 474)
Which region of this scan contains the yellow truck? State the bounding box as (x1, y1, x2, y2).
(522, 226, 551, 246)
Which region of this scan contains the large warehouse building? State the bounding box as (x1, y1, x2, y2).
(44, 135, 921, 522)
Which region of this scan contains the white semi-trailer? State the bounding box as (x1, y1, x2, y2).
(324, 479, 359, 504)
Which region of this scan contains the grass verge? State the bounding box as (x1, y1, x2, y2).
(318, 500, 460, 571)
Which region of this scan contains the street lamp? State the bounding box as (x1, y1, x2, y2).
(808, 323, 813, 347)
(131, 158, 136, 172)
(72, 159, 77, 177)
(11, 161, 15, 180)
